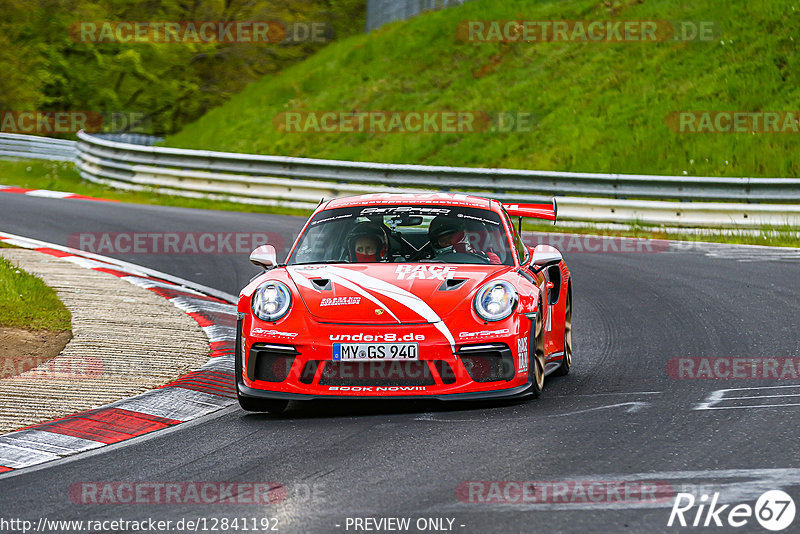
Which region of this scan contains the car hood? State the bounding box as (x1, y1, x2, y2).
(285, 263, 511, 324)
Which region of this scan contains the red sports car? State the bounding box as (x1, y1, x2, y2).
(235, 193, 572, 413)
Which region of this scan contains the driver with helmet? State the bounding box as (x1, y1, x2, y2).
(345, 221, 389, 262)
(427, 216, 501, 264)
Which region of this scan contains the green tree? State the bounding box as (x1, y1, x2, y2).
(0, 0, 366, 135)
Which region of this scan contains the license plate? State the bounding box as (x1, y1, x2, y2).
(332, 343, 419, 361)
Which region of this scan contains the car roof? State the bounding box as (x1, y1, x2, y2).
(322, 193, 497, 212)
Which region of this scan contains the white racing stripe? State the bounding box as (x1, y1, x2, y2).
(323, 273, 403, 323)
(287, 267, 402, 324)
(324, 266, 456, 349)
(288, 265, 456, 348)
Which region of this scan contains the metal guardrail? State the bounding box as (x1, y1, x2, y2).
(0, 133, 77, 161)
(0, 133, 161, 163)
(72, 132, 800, 228)
(366, 0, 471, 32)
(2, 131, 799, 228)
(91, 133, 164, 146)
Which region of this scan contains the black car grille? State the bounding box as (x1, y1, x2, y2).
(458, 343, 515, 382)
(318, 361, 436, 386)
(248, 344, 297, 382)
(432, 360, 457, 384)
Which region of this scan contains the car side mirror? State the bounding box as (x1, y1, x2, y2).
(531, 244, 562, 268)
(250, 245, 277, 269)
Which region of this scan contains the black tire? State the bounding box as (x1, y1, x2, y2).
(237, 395, 289, 414)
(552, 283, 573, 377)
(527, 301, 546, 399)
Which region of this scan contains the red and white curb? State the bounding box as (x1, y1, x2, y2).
(0, 184, 114, 202)
(0, 232, 238, 473)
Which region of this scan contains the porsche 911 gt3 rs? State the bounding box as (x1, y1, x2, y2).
(235, 193, 572, 413)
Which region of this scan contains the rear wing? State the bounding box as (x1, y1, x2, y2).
(502, 198, 557, 224)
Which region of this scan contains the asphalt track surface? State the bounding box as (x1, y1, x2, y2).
(1, 194, 800, 533)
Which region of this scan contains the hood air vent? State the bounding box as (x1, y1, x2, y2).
(311, 278, 332, 291)
(438, 278, 467, 291)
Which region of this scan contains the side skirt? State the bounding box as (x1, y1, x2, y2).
(544, 351, 564, 377)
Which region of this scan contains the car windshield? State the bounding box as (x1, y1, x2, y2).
(287, 205, 514, 266)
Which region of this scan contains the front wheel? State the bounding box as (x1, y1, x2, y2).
(238, 395, 289, 414)
(527, 301, 546, 398)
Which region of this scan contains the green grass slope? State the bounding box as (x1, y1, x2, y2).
(164, 0, 800, 178)
(0, 256, 71, 331)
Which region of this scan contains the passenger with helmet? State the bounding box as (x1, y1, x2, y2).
(345, 221, 389, 262)
(427, 215, 502, 264)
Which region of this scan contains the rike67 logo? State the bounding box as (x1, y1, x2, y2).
(668, 490, 796, 531)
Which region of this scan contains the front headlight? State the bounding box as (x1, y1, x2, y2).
(474, 280, 518, 321)
(252, 281, 292, 321)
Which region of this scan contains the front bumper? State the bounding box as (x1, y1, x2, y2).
(235, 316, 534, 402)
(235, 381, 533, 402)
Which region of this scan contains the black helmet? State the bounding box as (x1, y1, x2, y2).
(346, 222, 388, 262)
(428, 216, 464, 249)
